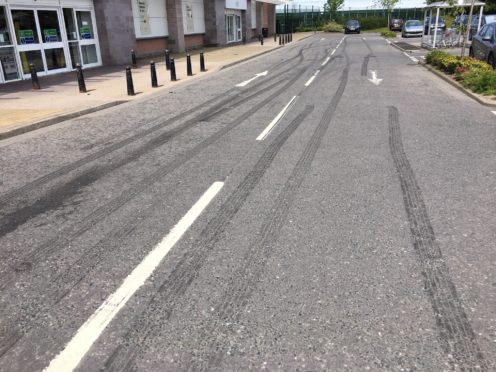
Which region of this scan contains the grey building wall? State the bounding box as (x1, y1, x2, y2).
(166, 0, 186, 52)
(94, 0, 136, 65)
(204, 0, 227, 46)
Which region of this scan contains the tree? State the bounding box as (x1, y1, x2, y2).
(375, 0, 400, 26)
(327, 0, 344, 20)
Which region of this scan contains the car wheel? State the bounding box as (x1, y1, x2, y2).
(357, 31, 360, 34)
(469, 47, 474, 58)
(401, 32, 405, 38)
(488, 53, 495, 69)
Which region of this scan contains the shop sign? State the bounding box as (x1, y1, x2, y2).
(226, 0, 247, 10)
(80, 27, 92, 39)
(19, 30, 35, 44)
(43, 29, 58, 42)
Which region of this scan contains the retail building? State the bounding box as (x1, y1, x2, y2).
(0, 0, 279, 84)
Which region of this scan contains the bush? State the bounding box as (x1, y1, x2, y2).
(381, 30, 396, 38)
(461, 69, 496, 95)
(425, 50, 496, 96)
(322, 21, 343, 33)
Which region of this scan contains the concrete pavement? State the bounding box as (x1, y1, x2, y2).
(0, 32, 312, 138)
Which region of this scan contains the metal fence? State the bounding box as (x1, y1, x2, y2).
(276, 7, 430, 33)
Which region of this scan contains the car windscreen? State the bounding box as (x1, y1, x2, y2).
(406, 20, 422, 26)
(346, 20, 359, 26)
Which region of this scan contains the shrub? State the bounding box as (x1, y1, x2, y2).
(381, 30, 397, 38)
(461, 69, 496, 95)
(425, 50, 496, 96)
(322, 21, 343, 33)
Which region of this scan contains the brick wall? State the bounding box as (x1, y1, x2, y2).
(185, 34, 205, 49)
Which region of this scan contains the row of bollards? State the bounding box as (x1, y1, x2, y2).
(278, 33, 293, 46)
(27, 48, 207, 95)
(125, 50, 207, 96)
(28, 63, 87, 92)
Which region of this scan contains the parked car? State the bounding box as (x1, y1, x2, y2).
(402, 20, 424, 38)
(469, 21, 496, 68)
(424, 16, 446, 35)
(452, 14, 496, 40)
(389, 18, 404, 31)
(344, 20, 361, 34)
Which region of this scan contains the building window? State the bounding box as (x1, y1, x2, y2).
(182, 0, 205, 35)
(131, 0, 168, 39)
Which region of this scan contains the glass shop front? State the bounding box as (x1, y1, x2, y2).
(0, 1, 101, 84)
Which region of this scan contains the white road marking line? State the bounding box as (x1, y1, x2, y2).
(403, 51, 419, 63)
(321, 56, 331, 66)
(256, 96, 298, 141)
(235, 71, 268, 87)
(492, 111, 496, 116)
(304, 70, 320, 87)
(331, 49, 336, 55)
(320, 38, 325, 41)
(44, 181, 225, 372)
(386, 39, 391, 44)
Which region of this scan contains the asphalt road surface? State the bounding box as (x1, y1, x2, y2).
(0, 34, 495, 371)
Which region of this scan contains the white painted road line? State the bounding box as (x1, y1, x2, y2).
(44, 181, 225, 372)
(304, 70, 320, 87)
(331, 49, 336, 55)
(321, 56, 331, 66)
(235, 71, 268, 87)
(256, 96, 298, 141)
(492, 111, 496, 116)
(403, 51, 419, 63)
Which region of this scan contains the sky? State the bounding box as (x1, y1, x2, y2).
(277, 0, 427, 10)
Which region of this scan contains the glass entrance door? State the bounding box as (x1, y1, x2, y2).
(63, 8, 99, 68)
(226, 14, 242, 43)
(11, 7, 68, 78)
(0, 6, 20, 82)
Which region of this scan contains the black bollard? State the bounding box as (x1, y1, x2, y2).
(261, 37, 263, 45)
(165, 49, 170, 70)
(274, 33, 277, 42)
(290, 33, 293, 42)
(279, 35, 281, 45)
(131, 49, 137, 69)
(200, 51, 206, 72)
(29, 64, 40, 90)
(186, 54, 193, 76)
(75, 63, 86, 93)
(126, 66, 135, 96)
(170, 58, 177, 81)
(150, 61, 158, 87)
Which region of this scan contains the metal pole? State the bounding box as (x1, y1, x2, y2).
(461, 0, 476, 58)
(186, 54, 193, 76)
(200, 51, 206, 72)
(150, 61, 158, 87)
(126, 66, 135, 96)
(170, 58, 177, 81)
(76, 63, 86, 93)
(131, 49, 137, 69)
(29, 63, 40, 90)
(165, 49, 170, 70)
(432, 7, 440, 49)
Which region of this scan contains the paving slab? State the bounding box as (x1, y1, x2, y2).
(0, 32, 313, 137)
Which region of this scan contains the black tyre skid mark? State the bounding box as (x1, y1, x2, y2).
(388, 106, 487, 371)
(0, 63, 316, 360)
(104, 53, 351, 372)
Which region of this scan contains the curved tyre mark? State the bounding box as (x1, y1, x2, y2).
(0, 68, 313, 359)
(388, 106, 487, 371)
(102, 104, 316, 371)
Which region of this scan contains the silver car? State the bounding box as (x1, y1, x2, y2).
(402, 20, 423, 38)
(469, 21, 496, 68)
